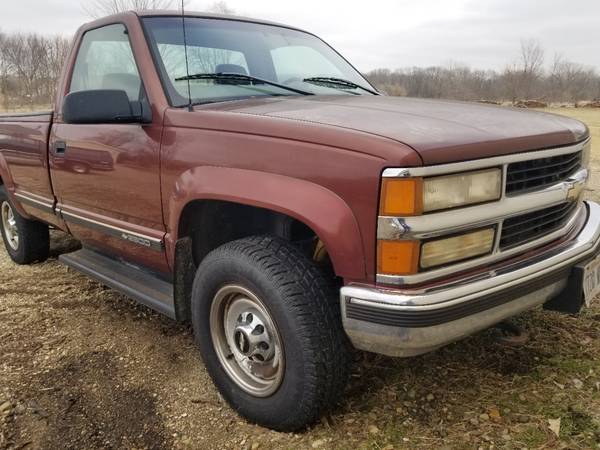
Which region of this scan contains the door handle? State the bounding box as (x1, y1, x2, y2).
(54, 141, 67, 154)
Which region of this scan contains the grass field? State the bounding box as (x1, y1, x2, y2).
(1, 107, 600, 449)
(543, 107, 600, 152)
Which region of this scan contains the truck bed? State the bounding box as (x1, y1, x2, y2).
(0, 110, 55, 224)
(0, 111, 53, 122)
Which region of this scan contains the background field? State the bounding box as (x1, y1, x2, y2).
(1, 108, 600, 450)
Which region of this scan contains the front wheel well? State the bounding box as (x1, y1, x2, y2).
(174, 200, 337, 321)
(179, 200, 329, 265)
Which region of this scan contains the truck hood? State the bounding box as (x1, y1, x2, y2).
(202, 95, 588, 165)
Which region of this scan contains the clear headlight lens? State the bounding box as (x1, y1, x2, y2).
(420, 228, 495, 269)
(423, 168, 502, 212)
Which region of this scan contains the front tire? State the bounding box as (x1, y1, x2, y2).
(191, 236, 352, 431)
(0, 187, 49, 264)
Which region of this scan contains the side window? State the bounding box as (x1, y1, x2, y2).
(70, 24, 142, 101)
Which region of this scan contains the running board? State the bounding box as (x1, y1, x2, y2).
(59, 249, 176, 319)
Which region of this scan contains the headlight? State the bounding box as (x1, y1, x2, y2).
(422, 168, 502, 212)
(380, 168, 502, 216)
(376, 227, 496, 275)
(420, 228, 495, 269)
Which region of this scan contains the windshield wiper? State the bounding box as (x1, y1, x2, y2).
(175, 73, 314, 96)
(303, 77, 379, 95)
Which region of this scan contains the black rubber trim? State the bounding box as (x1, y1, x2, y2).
(346, 267, 571, 328)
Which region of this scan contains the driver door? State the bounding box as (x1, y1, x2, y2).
(50, 23, 168, 274)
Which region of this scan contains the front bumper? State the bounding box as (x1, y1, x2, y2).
(341, 201, 600, 357)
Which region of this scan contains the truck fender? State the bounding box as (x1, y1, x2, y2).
(166, 166, 366, 280)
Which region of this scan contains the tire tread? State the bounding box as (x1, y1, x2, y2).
(192, 235, 352, 431)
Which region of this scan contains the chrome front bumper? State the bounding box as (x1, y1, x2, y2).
(341, 201, 600, 357)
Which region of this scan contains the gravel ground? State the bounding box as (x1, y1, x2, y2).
(1, 108, 600, 450)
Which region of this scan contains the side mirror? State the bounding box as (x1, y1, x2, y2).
(62, 89, 152, 124)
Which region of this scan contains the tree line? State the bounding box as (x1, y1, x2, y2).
(0, 32, 71, 110)
(367, 39, 600, 105)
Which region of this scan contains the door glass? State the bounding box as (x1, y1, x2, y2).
(70, 24, 142, 101)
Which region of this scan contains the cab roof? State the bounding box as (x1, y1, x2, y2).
(133, 10, 306, 33)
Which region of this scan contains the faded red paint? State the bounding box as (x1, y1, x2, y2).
(0, 11, 589, 285)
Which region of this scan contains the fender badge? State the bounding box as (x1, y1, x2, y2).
(121, 232, 152, 248)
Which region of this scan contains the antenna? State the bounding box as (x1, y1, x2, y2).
(181, 0, 193, 111)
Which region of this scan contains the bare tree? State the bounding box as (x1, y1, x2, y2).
(0, 32, 71, 110)
(0, 30, 9, 109)
(44, 36, 71, 103)
(549, 53, 597, 103)
(518, 38, 545, 99)
(83, 0, 183, 18)
(499, 39, 545, 103)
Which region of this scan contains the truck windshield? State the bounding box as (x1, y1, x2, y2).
(142, 17, 377, 106)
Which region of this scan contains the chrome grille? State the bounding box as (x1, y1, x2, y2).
(500, 202, 578, 249)
(506, 151, 582, 195)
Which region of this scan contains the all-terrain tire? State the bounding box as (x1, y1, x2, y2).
(191, 235, 352, 431)
(0, 186, 49, 264)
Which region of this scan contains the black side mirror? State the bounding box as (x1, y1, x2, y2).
(62, 89, 152, 124)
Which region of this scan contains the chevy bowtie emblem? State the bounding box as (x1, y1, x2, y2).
(566, 179, 585, 202)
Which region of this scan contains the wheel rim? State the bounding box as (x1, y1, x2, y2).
(1, 201, 18, 251)
(210, 285, 285, 397)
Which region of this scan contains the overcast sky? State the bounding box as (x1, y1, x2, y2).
(1, 0, 599, 72)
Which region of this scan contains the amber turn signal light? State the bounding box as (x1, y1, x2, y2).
(379, 178, 423, 216)
(377, 240, 420, 275)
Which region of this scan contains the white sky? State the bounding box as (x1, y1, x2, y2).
(1, 0, 599, 72)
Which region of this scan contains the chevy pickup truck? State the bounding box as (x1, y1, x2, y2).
(0, 10, 597, 431)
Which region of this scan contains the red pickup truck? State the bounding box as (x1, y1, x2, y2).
(0, 11, 597, 431)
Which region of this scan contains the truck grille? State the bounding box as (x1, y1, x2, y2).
(506, 151, 582, 195)
(500, 202, 578, 249)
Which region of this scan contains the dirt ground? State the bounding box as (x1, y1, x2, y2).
(2, 108, 600, 450)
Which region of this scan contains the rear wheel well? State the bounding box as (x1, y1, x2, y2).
(174, 200, 337, 322)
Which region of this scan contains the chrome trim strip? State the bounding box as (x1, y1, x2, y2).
(382, 139, 589, 178)
(377, 216, 409, 240)
(14, 192, 54, 214)
(346, 201, 600, 310)
(60, 210, 164, 252)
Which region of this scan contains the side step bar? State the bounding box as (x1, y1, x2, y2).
(59, 248, 176, 319)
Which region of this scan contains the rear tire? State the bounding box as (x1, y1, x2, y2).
(0, 187, 49, 264)
(191, 236, 352, 431)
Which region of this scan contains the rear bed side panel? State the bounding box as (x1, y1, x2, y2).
(0, 112, 62, 227)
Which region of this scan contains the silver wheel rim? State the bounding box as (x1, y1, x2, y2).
(210, 285, 285, 397)
(1, 202, 18, 251)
